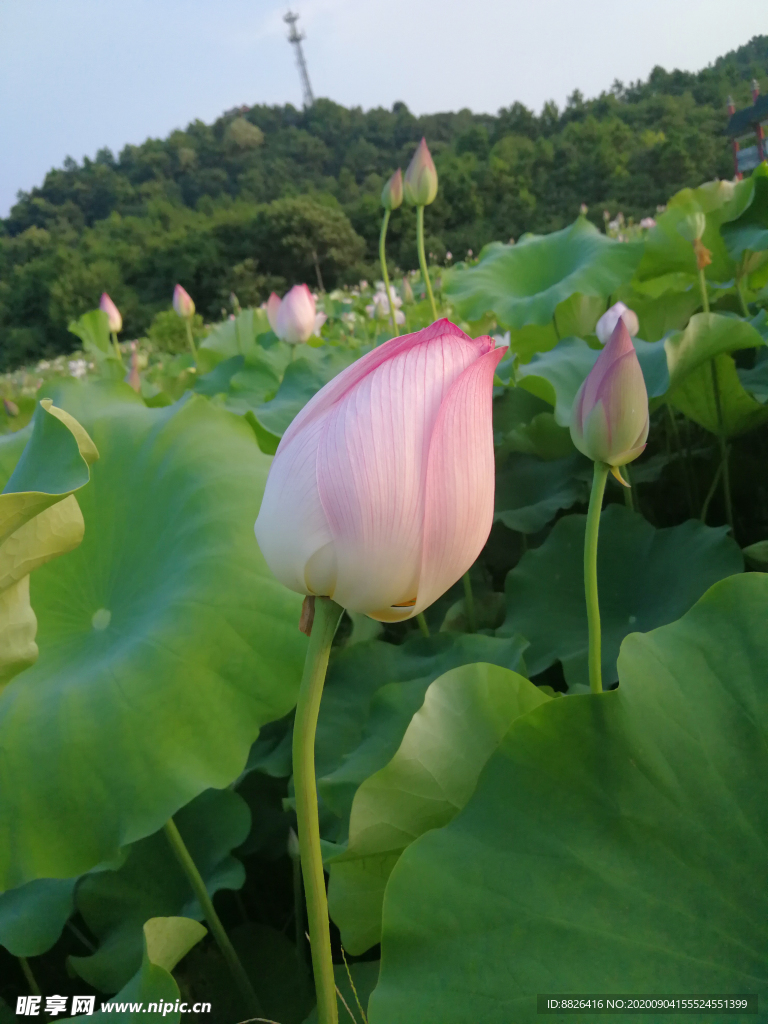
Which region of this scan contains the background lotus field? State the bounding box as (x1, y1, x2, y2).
(1, 153, 768, 1023)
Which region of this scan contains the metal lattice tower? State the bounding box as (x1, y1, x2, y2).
(284, 10, 314, 108)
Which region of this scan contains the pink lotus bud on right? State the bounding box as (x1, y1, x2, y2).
(404, 138, 438, 207)
(173, 284, 195, 319)
(570, 320, 649, 469)
(381, 168, 403, 210)
(254, 320, 505, 621)
(275, 284, 317, 344)
(595, 301, 639, 346)
(100, 293, 122, 332)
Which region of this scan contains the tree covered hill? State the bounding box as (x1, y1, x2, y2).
(1, 34, 766, 368)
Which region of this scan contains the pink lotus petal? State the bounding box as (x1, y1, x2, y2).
(315, 328, 485, 616)
(413, 346, 506, 616)
(266, 292, 281, 333)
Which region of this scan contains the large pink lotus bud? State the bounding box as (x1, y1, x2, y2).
(274, 284, 318, 344)
(404, 138, 438, 207)
(381, 168, 403, 210)
(570, 320, 649, 471)
(255, 319, 505, 621)
(595, 301, 639, 345)
(100, 293, 122, 332)
(173, 284, 195, 319)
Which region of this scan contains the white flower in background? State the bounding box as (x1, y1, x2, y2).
(366, 290, 405, 324)
(37, 361, 51, 371)
(493, 331, 511, 349)
(359, 279, 369, 291)
(595, 302, 639, 345)
(640, 217, 656, 229)
(445, 251, 453, 261)
(68, 359, 88, 379)
(341, 312, 357, 327)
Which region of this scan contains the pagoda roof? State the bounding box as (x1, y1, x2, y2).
(727, 94, 768, 136)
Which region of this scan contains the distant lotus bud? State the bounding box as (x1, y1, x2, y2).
(100, 293, 122, 333)
(275, 284, 317, 344)
(3, 398, 19, 418)
(125, 342, 141, 393)
(266, 292, 281, 332)
(677, 212, 706, 244)
(640, 217, 656, 229)
(255, 320, 505, 620)
(173, 284, 195, 319)
(404, 138, 438, 206)
(570, 320, 649, 474)
(595, 302, 639, 346)
(402, 277, 414, 304)
(381, 168, 403, 210)
(580, 203, 588, 215)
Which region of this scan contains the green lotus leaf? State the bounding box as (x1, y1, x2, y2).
(721, 162, 768, 261)
(313, 633, 528, 841)
(493, 386, 575, 461)
(62, 917, 207, 1024)
(0, 381, 306, 891)
(370, 574, 768, 1023)
(665, 313, 768, 436)
(613, 283, 701, 342)
(199, 307, 271, 362)
(636, 177, 753, 284)
(0, 876, 77, 957)
(69, 788, 250, 993)
(0, 399, 98, 686)
(444, 218, 642, 328)
(498, 504, 743, 690)
(328, 663, 550, 954)
(68, 309, 124, 379)
(516, 336, 669, 426)
(494, 451, 590, 534)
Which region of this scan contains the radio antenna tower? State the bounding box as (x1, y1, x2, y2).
(284, 10, 315, 108)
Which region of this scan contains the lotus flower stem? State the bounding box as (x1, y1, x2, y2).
(585, 462, 609, 694)
(462, 572, 477, 632)
(293, 596, 344, 1024)
(700, 457, 725, 524)
(709, 360, 734, 533)
(18, 957, 41, 996)
(110, 331, 124, 366)
(698, 269, 710, 315)
(736, 277, 750, 319)
(416, 612, 430, 637)
(163, 817, 263, 1017)
(184, 319, 198, 362)
(378, 210, 399, 336)
(416, 206, 438, 320)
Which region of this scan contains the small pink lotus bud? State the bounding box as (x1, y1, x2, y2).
(100, 293, 122, 333)
(3, 398, 19, 418)
(580, 203, 588, 215)
(275, 284, 317, 344)
(381, 168, 403, 210)
(595, 302, 639, 346)
(173, 284, 195, 319)
(570, 319, 649, 472)
(266, 292, 282, 333)
(404, 138, 438, 207)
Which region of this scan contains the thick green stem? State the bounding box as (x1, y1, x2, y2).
(462, 572, 477, 633)
(294, 597, 344, 1024)
(416, 612, 430, 637)
(184, 318, 198, 362)
(163, 818, 262, 1017)
(416, 205, 437, 320)
(291, 841, 308, 972)
(709, 359, 734, 533)
(585, 462, 609, 695)
(698, 268, 710, 314)
(379, 210, 399, 336)
(737, 277, 750, 319)
(110, 331, 124, 366)
(700, 457, 724, 523)
(19, 957, 41, 996)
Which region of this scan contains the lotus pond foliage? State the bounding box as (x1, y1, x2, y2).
(0, 127, 767, 1024)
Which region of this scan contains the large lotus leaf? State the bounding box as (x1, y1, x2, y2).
(70, 787, 250, 993)
(68, 309, 123, 379)
(665, 313, 768, 436)
(444, 218, 642, 328)
(494, 451, 590, 534)
(199, 307, 271, 360)
(493, 387, 574, 461)
(721, 162, 768, 260)
(636, 177, 752, 283)
(0, 400, 98, 686)
(498, 504, 743, 690)
(516, 336, 669, 426)
(613, 282, 701, 342)
(0, 382, 306, 891)
(313, 633, 528, 839)
(0, 876, 77, 956)
(738, 349, 768, 403)
(328, 663, 551, 954)
(63, 918, 207, 1024)
(369, 574, 768, 1024)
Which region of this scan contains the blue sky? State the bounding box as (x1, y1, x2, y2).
(1, 0, 766, 216)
